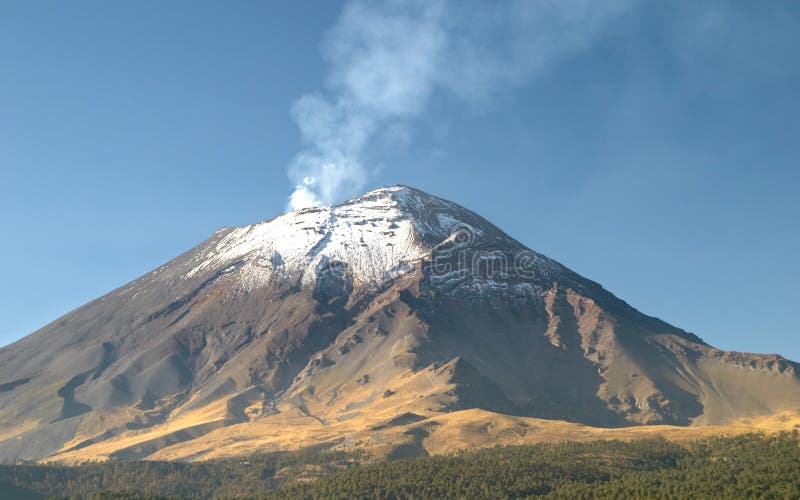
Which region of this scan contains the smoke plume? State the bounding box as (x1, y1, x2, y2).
(287, 0, 636, 209)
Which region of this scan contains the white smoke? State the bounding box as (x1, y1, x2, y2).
(287, 0, 637, 210)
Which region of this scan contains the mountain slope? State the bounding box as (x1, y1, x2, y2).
(1, 185, 798, 462)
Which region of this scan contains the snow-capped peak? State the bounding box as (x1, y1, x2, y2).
(185, 185, 485, 289)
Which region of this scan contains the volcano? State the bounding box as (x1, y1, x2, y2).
(1, 185, 798, 462)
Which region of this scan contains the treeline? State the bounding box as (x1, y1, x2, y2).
(0, 432, 798, 498)
(0, 447, 363, 499)
(267, 433, 800, 499)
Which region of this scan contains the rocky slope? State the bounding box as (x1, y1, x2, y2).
(1, 185, 798, 462)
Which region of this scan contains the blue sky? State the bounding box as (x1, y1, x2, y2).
(1, 1, 798, 361)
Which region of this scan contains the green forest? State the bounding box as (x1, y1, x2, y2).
(1, 432, 798, 499)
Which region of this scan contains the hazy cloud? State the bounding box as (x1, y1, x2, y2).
(286, 0, 638, 209)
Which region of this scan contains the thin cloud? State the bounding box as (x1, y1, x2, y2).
(286, 0, 638, 209)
